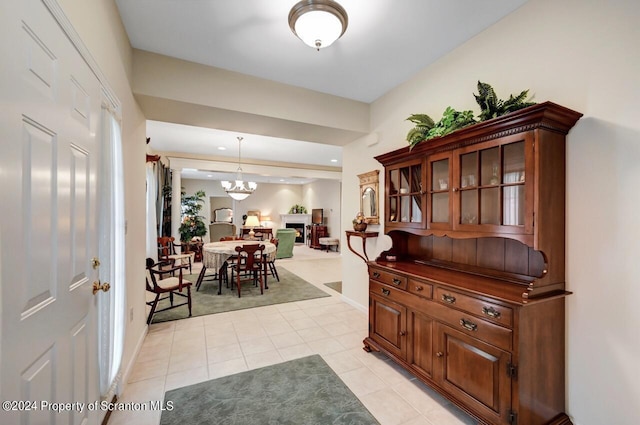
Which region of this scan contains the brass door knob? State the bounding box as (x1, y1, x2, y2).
(436, 351, 444, 357)
(93, 281, 111, 295)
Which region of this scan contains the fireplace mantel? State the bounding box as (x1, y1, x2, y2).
(280, 214, 311, 227)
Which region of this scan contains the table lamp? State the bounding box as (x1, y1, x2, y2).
(245, 215, 260, 239)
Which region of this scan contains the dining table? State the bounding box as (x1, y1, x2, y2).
(202, 240, 277, 294)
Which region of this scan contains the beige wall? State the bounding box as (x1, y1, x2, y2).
(303, 180, 342, 237)
(342, 1, 640, 424)
(58, 0, 148, 390)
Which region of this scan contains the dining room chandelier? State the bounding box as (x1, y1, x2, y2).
(221, 137, 257, 201)
(288, 0, 348, 51)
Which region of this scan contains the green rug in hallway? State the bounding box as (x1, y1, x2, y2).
(324, 281, 342, 294)
(151, 267, 330, 323)
(160, 355, 380, 425)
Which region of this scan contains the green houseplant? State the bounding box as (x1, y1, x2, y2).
(406, 81, 536, 149)
(288, 204, 307, 214)
(178, 189, 207, 242)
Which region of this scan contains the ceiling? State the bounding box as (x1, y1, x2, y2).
(117, 0, 529, 182)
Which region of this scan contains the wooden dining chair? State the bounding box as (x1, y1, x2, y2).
(231, 244, 265, 298)
(145, 258, 192, 324)
(267, 238, 280, 282)
(157, 236, 194, 274)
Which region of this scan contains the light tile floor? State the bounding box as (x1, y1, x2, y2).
(109, 245, 476, 425)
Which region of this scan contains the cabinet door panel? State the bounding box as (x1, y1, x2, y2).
(370, 293, 406, 358)
(386, 160, 424, 228)
(436, 323, 511, 424)
(427, 152, 452, 230)
(453, 133, 534, 235)
(408, 310, 434, 379)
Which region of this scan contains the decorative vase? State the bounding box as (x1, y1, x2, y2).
(353, 222, 367, 231)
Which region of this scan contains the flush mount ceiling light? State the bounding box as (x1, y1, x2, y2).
(221, 137, 257, 201)
(288, 0, 348, 51)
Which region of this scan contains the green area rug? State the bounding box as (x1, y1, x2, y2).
(151, 267, 330, 323)
(160, 355, 379, 425)
(324, 281, 342, 294)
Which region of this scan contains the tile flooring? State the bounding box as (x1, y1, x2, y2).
(109, 245, 476, 425)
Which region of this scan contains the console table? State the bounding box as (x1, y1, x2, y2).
(345, 230, 378, 262)
(240, 227, 272, 240)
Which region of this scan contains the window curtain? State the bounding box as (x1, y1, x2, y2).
(146, 162, 158, 261)
(98, 107, 126, 398)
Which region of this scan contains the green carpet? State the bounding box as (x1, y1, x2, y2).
(160, 355, 380, 425)
(151, 267, 330, 323)
(324, 281, 342, 294)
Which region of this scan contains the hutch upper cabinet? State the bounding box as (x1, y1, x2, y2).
(366, 102, 582, 425)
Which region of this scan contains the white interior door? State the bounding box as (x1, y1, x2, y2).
(0, 1, 105, 424)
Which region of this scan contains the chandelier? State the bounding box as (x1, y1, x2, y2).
(221, 137, 257, 201)
(288, 0, 348, 51)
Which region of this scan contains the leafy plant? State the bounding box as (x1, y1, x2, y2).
(406, 81, 536, 149)
(406, 114, 435, 148)
(288, 204, 307, 214)
(427, 107, 476, 140)
(474, 81, 536, 121)
(407, 108, 476, 149)
(178, 190, 207, 242)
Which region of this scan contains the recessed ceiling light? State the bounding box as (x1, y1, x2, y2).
(330, 159, 338, 163)
(217, 146, 226, 150)
(207, 174, 213, 178)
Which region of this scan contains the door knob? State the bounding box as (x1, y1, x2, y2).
(91, 257, 101, 269)
(436, 351, 444, 357)
(93, 281, 111, 295)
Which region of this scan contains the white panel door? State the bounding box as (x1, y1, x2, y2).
(0, 0, 103, 424)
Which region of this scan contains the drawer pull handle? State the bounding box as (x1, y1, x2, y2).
(415, 286, 423, 291)
(392, 278, 402, 286)
(373, 272, 381, 278)
(460, 318, 478, 332)
(436, 351, 444, 357)
(482, 306, 501, 319)
(381, 288, 390, 296)
(399, 331, 406, 336)
(442, 294, 456, 304)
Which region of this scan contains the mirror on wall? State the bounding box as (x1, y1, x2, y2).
(358, 170, 380, 224)
(213, 207, 233, 223)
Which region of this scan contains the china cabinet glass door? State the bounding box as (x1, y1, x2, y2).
(453, 133, 532, 234)
(427, 152, 452, 230)
(387, 160, 424, 227)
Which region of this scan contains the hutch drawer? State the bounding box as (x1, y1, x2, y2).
(369, 268, 408, 290)
(434, 287, 513, 328)
(408, 278, 434, 299)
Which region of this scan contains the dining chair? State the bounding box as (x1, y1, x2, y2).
(157, 236, 194, 274)
(267, 238, 280, 282)
(145, 258, 192, 324)
(231, 244, 265, 298)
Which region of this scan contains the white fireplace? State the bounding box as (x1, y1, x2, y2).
(280, 214, 311, 243)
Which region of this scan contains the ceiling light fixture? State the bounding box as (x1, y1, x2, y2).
(221, 137, 257, 201)
(288, 0, 348, 51)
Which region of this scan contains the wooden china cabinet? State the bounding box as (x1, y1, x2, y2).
(364, 102, 582, 425)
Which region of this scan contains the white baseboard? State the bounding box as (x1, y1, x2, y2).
(340, 294, 367, 314)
